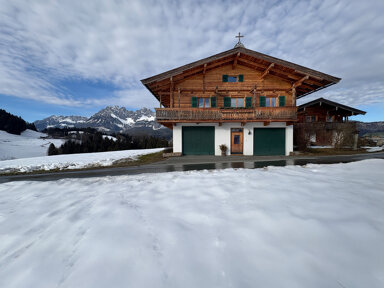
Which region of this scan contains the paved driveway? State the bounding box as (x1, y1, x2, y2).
(1, 152, 384, 183)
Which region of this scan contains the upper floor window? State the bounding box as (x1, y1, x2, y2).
(259, 96, 285, 107)
(199, 98, 210, 108)
(191, 96, 216, 108)
(266, 97, 276, 107)
(222, 74, 244, 82)
(228, 76, 237, 82)
(224, 97, 252, 108)
(230, 98, 244, 108)
(306, 116, 317, 122)
(326, 115, 334, 122)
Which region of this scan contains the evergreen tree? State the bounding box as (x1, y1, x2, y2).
(48, 143, 59, 155)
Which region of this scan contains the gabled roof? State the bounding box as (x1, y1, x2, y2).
(141, 46, 341, 104)
(298, 97, 366, 115)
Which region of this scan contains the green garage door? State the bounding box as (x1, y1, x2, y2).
(182, 126, 215, 155)
(254, 128, 285, 156)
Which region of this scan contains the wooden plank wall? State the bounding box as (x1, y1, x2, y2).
(297, 107, 348, 123)
(170, 64, 293, 108)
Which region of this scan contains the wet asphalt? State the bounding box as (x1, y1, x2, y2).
(1, 151, 384, 183)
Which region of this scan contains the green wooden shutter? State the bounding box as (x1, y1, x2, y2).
(224, 97, 231, 108)
(278, 96, 285, 107)
(191, 96, 198, 107)
(222, 75, 228, 82)
(238, 74, 244, 82)
(259, 96, 266, 107)
(210, 96, 217, 108)
(245, 97, 252, 108)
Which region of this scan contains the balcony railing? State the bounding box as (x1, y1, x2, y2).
(155, 107, 297, 121)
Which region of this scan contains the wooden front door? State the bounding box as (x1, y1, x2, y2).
(231, 128, 243, 154)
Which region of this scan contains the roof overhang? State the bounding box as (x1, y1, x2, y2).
(141, 47, 341, 106)
(298, 97, 366, 115)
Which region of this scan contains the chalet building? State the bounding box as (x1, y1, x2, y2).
(141, 35, 340, 155)
(297, 97, 366, 123)
(295, 97, 366, 146)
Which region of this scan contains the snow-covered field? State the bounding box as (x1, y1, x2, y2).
(0, 129, 65, 160)
(0, 160, 383, 287)
(363, 146, 384, 152)
(0, 148, 164, 174)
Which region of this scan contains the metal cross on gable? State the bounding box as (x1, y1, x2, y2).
(234, 32, 245, 48)
(235, 32, 244, 43)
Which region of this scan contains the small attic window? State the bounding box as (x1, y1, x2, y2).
(228, 76, 237, 82)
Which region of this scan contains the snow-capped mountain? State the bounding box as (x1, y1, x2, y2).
(34, 115, 88, 129)
(34, 106, 170, 138)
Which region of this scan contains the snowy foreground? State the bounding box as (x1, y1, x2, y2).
(0, 129, 64, 160)
(0, 160, 383, 287)
(0, 148, 164, 174)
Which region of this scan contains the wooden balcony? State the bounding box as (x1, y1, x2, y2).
(155, 107, 297, 123)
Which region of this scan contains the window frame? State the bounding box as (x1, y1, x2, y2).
(230, 97, 245, 108)
(197, 97, 210, 108)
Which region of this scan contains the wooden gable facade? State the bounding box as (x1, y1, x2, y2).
(298, 97, 366, 123)
(141, 47, 341, 129)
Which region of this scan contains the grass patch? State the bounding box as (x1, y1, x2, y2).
(0, 151, 166, 176)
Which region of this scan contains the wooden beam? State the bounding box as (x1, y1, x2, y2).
(293, 75, 309, 88)
(170, 76, 174, 108)
(261, 63, 275, 79)
(292, 87, 296, 107)
(253, 85, 256, 108)
(237, 58, 267, 71)
(151, 57, 233, 90)
(178, 88, 181, 108)
(232, 52, 240, 70)
(203, 63, 207, 94)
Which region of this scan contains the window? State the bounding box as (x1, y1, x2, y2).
(228, 76, 237, 82)
(198, 98, 210, 108)
(222, 74, 244, 82)
(230, 98, 245, 108)
(305, 116, 317, 122)
(326, 115, 333, 122)
(265, 97, 277, 107)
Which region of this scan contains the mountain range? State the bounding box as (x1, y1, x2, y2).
(31, 107, 384, 139)
(357, 121, 384, 136)
(34, 106, 172, 139)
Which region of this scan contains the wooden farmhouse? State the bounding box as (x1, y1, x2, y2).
(295, 97, 366, 146)
(297, 97, 366, 123)
(141, 37, 341, 156)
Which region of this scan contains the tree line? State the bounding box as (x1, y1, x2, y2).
(48, 130, 169, 155)
(0, 109, 37, 135)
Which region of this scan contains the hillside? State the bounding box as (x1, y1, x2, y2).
(357, 121, 384, 136)
(0, 109, 37, 135)
(0, 129, 65, 160)
(34, 106, 172, 139)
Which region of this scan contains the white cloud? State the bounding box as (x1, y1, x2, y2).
(0, 0, 383, 109)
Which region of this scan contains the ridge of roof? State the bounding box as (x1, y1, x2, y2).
(298, 97, 366, 115)
(141, 46, 341, 85)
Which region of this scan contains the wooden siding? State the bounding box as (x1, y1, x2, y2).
(168, 64, 293, 109)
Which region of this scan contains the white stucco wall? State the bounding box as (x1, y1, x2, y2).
(172, 122, 294, 156)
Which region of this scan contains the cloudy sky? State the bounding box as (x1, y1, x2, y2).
(1, 0, 383, 122)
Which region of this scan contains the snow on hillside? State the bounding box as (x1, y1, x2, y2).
(0, 129, 65, 161)
(0, 148, 164, 173)
(0, 160, 383, 287)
